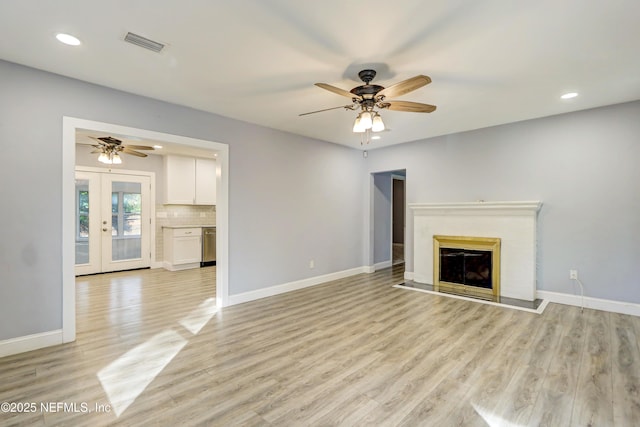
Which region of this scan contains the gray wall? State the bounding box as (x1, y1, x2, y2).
(366, 100, 640, 303)
(0, 60, 365, 340)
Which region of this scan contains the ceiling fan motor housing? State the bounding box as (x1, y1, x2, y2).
(351, 69, 385, 100)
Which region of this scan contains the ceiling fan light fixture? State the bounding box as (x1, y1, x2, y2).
(112, 153, 122, 164)
(353, 115, 365, 133)
(371, 113, 385, 132)
(360, 111, 373, 130)
(98, 152, 111, 164)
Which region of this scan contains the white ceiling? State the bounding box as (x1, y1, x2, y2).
(1, 1, 639, 149)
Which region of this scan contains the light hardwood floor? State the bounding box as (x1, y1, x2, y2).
(1, 265, 639, 426)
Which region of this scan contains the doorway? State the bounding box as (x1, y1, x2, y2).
(62, 117, 229, 344)
(75, 169, 152, 275)
(392, 174, 405, 265)
(371, 169, 406, 269)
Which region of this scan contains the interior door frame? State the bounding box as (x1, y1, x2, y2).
(62, 117, 230, 343)
(391, 174, 406, 265)
(74, 167, 155, 275)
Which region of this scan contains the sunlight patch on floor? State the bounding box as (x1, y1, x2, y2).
(178, 297, 217, 335)
(97, 329, 187, 417)
(472, 403, 525, 427)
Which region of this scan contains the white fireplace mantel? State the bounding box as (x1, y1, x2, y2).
(410, 201, 542, 216)
(409, 201, 542, 301)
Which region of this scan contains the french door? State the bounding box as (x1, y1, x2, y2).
(75, 170, 151, 275)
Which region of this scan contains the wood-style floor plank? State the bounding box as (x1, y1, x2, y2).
(611, 313, 640, 425)
(1, 264, 638, 426)
(571, 309, 614, 427)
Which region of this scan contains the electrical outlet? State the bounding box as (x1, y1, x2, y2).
(569, 269, 578, 280)
(309, 260, 315, 269)
(200, 212, 206, 218)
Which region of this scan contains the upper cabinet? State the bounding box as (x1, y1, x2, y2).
(195, 158, 216, 205)
(164, 155, 216, 205)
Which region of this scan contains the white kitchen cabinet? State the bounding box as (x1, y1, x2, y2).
(163, 227, 202, 271)
(164, 155, 196, 204)
(195, 158, 217, 205)
(163, 155, 216, 205)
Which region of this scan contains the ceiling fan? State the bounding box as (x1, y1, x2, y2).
(83, 136, 155, 164)
(300, 69, 436, 143)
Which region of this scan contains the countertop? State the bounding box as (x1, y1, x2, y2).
(162, 225, 216, 229)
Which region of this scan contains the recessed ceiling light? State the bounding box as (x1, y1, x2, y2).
(56, 33, 81, 46)
(371, 135, 381, 140)
(561, 92, 578, 100)
(153, 145, 163, 149)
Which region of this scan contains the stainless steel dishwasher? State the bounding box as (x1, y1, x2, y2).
(201, 227, 216, 267)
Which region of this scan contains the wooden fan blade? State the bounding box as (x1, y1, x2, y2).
(122, 148, 147, 157)
(299, 104, 355, 116)
(88, 136, 109, 145)
(315, 83, 362, 100)
(376, 75, 431, 100)
(381, 100, 437, 113)
(125, 145, 155, 150)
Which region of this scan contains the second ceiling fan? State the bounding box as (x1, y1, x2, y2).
(83, 136, 155, 165)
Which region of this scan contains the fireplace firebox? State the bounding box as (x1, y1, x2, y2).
(433, 235, 501, 301)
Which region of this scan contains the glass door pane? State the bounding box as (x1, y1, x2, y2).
(110, 181, 142, 262)
(75, 179, 90, 264)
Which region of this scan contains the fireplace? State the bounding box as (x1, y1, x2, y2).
(410, 201, 542, 302)
(434, 235, 501, 301)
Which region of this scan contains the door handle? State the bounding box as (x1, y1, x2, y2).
(102, 228, 108, 232)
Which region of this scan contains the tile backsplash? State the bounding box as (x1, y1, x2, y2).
(155, 204, 216, 262)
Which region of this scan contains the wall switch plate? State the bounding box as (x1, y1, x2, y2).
(309, 260, 315, 269)
(570, 269, 578, 280)
(200, 212, 206, 218)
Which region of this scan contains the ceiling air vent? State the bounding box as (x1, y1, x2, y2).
(124, 32, 165, 53)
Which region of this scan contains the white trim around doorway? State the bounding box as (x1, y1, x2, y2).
(62, 117, 230, 344)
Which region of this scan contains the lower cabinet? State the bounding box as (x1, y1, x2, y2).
(163, 227, 202, 271)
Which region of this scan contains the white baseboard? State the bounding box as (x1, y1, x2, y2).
(227, 266, 368, 306)
(374, 260, 392, 270)
(404, 271, 414, 281)
(162, 261, 200, 271)
(0, 330, 63, 358)
(537, 290, 640, 317)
